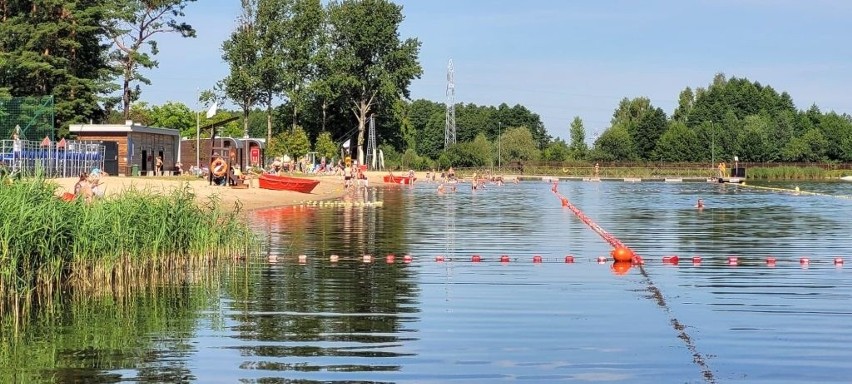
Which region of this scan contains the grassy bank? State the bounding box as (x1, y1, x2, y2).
(0, 176, 258, 299)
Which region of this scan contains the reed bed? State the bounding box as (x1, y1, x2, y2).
(746, 166, 828, 180)
(0, 175, 258, 302)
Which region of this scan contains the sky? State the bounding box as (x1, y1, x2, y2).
(143, 0, 852, 141)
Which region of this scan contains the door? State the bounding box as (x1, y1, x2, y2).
(101, 141, 119, 175)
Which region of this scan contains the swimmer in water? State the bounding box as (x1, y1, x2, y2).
(695, 198, 705, 209)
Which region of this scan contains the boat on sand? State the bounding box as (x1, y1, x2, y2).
(258, 173, 320, 193)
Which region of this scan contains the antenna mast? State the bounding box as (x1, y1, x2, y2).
(444, 59, 456, 149)
(366, 114, 377, 170)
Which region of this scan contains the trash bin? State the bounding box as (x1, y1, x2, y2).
(131, 164, 139, 176)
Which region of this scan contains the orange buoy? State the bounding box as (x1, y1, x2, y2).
(564, 255, 575, 263)
(500, 255, 510, 263)
(533, 255, 543, 263)
(611, 247, 633, 262)
(561, 198, 568, 207)
(386, 254, 395, 263)
(471, 255, 482, 262)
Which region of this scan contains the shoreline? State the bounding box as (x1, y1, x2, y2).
(51, 171, 410, 213)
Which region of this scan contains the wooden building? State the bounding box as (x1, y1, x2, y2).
(180, 137, 266, 172)
(69, 121, 180, 176)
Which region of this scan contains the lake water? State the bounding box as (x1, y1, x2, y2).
(4, 179, 852, 383)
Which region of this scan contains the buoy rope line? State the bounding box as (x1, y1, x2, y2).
(734, 183, 852, 199)
(551, 187, 716, 383)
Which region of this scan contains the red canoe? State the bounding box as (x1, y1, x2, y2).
(258, 174, 320, 193)
(383, 175, 415, 185)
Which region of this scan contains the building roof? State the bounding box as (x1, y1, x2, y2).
(69, 121, 180, 137)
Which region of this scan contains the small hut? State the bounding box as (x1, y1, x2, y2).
(69, 121, 180, 176)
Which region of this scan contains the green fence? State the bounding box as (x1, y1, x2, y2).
(0, 96, 54, 141)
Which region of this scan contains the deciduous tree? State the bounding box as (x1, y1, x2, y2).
(326, 0, 422, 164)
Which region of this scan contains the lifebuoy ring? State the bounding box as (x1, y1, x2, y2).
(211, 158, 229, 178)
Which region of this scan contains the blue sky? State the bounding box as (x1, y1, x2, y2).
(144, 0, 852, 141)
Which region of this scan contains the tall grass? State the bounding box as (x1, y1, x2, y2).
(0, 175, 258, 300)
(746, 166, 827, 180)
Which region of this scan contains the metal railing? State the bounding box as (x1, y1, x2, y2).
(0, 139, 105, 178)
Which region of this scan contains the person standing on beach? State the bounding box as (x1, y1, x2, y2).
(155, 156, 163, 176)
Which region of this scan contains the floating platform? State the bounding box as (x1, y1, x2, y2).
(718, 177, 744, 184)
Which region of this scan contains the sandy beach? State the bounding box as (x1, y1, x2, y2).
(52, 170, 519, 212)
(53, 172, 394, 212)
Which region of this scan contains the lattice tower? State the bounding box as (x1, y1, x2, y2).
(444, 59, 456, 149)
(366, 114, 377, 169)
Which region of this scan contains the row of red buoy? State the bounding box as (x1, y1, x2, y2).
(269, 254, 415, 264)
(270, 254, 845, 266)
(662, 255, 845, 266)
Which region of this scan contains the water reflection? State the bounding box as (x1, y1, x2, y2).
(7, 179, 852, 383)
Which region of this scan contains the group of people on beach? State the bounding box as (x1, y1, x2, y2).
(73, 169, 107, 202)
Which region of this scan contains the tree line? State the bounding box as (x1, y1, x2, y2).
(2, 1, 850, 167)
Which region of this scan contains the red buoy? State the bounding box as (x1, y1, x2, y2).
(728, 256, 738, 265)
(692, 256, 702, 264)
(471, 254, 482, 262)
(800, 257, 810, 265)
(596, 256, 607, 263)
(533, 255, 543, 263)
(564, 255, 575, 263)
(834, 257, 844, 265)
(500, 255, 510, 263)
(435, 255, 445, 262)
(766, 257, 777, 266)
(386, 254, 395, 263)
(403, 255, 413, 263)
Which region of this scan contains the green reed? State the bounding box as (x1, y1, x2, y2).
(746, 166, 827, 180)
(0, 175, 258, 299)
